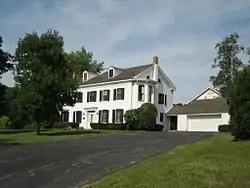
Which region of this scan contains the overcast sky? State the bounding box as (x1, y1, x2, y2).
(1, 0, 250, 103)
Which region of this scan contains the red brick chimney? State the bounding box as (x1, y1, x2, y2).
(153, 56, 158, 65)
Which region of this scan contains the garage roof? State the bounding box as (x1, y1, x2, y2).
(167, 98, 228, 115)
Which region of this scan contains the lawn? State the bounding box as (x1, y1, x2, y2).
(85, 134, 250, 188)
(0, 129, 133, 145)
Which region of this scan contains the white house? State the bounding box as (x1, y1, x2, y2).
(166, 87, 230, 132)
(63, 56, 176, 130)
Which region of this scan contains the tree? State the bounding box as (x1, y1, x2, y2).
(13, 30, 78, 134)
(228, 66, 250, 140)
(66, 47, 104, 75)
(210, 33, 244, 97)
(0, 37, 13, 117)
(0, 36, 13, 79)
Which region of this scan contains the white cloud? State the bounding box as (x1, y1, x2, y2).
(1, 0, 250, 102)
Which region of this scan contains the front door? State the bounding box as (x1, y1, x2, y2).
(86, 111, 95, 129)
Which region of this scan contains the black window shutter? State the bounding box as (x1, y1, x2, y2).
(112, 110, 115, 123)
(107, 110, 109, 123)
(121, 109, 124, 123)
(165, 95, 167, 105)
(121, 88, 125, 100)
(113, 89, 116, 100)
(107, 90, 110, 101)
(87, 92, 89, 102)
(158, 93, 160, 104)
(99, 90, 103, 102)
(73, 111, 76, 123)
(94, 91, 97, 102)
(99, 110, 102, 123)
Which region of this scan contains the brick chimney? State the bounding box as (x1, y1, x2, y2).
(153, 56, 158, 65)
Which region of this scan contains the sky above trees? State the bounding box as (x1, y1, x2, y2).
(1, 0, 250, 102)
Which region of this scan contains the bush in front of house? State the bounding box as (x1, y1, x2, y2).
(124, 108, 141, 130)
(0, 116, 12, 129)
(218, 124, 231, 132)
(53, 122, 79, 129)
(228, 66, 250, 140)
(90, 123, 126, 130)
(139, 103, 158, 131)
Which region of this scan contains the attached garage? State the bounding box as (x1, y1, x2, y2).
(166, 98, 230, 132)
(187, 114, 222, 132)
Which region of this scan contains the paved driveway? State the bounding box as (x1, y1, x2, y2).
(0, 131, 216, 188)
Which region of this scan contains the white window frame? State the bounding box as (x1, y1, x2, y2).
(138, 85, 145, 101)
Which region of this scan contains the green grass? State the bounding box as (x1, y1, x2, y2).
(85, 134, 250, 188)
(0, 129, 135, 145)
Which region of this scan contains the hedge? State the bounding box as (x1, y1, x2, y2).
(53, 122, 79, 129)
(218, 124, 231, 132)
(90, 123, 126, 130)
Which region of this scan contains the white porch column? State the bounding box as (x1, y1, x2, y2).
(151, 86, 155, 103)
(145, 84, 149, 102)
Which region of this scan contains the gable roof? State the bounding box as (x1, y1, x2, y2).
(167, 98, 228, 115)
(188, 86, 222, 104)
(80, 64, 152, 86)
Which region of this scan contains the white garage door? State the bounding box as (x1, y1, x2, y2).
(187, 114, 222, 132)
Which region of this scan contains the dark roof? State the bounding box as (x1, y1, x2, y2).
(167, 98, 228, 115)
(80, 64, 152, 85)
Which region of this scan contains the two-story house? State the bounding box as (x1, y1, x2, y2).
(63, 56, 176, 131)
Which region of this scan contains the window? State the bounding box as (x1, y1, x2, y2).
(138, 85, 145, 101)
(61, 111, 69, 122)
(87, 91, 97, 102)
(146, 76, 150, 79)
(158, 78, 161, 83)
(73, 111, 82, 123)
(99, 110, 109, 123)
(109, 69, 114, 77)
(74, 92, 83, 103)
(112, 109, 124, 123)
(158, 93, 164, 104)
(83, 72, 88, 81)
(113, 88, 125, 100)
(100, 90, 110, 101)
(149, 86, 153, 102)
(76, 111, 82, 123)
(160, 113, 164, 122)
(164, 94, 167, 105)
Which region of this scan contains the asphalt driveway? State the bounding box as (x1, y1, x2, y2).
(0, 131, 216, 188)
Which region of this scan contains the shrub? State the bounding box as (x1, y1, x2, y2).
(139, 103, 157, 131)
(218, 124, 231, 132)
(90, 123, 126, 130)
(228, 66, 250, 140)
(150, 124, 164, 131)
(0, 116, 12, 129)
(124, 109, 140, 130)
(53, 122, 79, 129)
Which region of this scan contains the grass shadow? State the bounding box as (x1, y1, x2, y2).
(0, 138, 24, 146)
(40, 130, 101, 136)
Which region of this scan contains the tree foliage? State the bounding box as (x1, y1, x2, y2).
(228, 66, 250, 140)
(0, 36, 13, 79)
(210, 33, 244, 97)
(66, 47, 104, 74)
(12, 30, 78, 134)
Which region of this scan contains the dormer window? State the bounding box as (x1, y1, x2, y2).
(83, 72, 88, 81)
(109, 69, 114, 78)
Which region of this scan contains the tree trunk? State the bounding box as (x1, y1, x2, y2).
(36, 122, 41, 135)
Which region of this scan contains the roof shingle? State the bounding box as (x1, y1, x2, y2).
(80, 64, 152, 85)
(167, 98, 228, 115)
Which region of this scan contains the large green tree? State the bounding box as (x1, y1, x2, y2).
(0, 36, 13, 116)
(12, 30, 78, 134)
(0, 36, 13, 79)
(66, 47, 104, 74)
(210, 33, 245, 97)
(228, 65, 250, 140)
